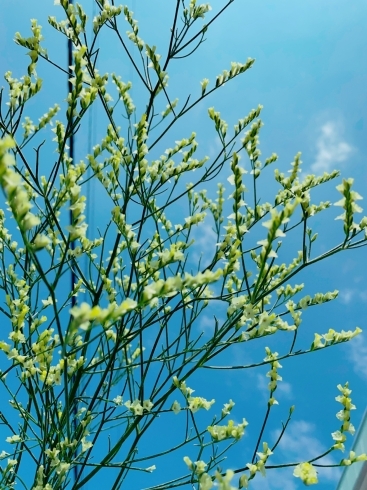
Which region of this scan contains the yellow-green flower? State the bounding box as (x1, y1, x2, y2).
(293, 462, 318, 485)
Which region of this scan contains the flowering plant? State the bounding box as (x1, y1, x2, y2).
(0, 1, 366, 489)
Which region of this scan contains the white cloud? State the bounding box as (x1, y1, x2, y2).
(208, 135, 223, 159)
(190, 221, 218, 265)
(339, 288, 367, 304)
(250, 467, 297, 490)
(198, 313, 225, 335)
(273, 420, 341, 483)
(340, 289, 354, 304)
(347, 333, 367, 379)
(249, 420, 341, 490)
(311, 121, 353, 174)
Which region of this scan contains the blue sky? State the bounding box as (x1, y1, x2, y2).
(1, 1, 367, 489)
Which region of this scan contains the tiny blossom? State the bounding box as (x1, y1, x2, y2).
(214, 469, 237, 490)
(239, 474, 249, 488)
(222, 399, 235, 416)
(341, 450, 367, 466)
(188, 396, 215, 413)
(173, 377, 195, 396)
(293, 462, 318, 485)
(32, 233, 51, 250)
(195, 461, 207, 475)
(113, 395, 123, 406)
(208, 418, 248, 441)
(184, 457, 208, 476)
(200, 78, 209, 95)
(41, 296, 54, 307)
(6, 434, 21, 444)
(171, 401, 181, 414)
(125, 399, 153, 415)
(263, 347, 282, 403)
(255, 442, 273, 476)
(246, 463, 257, 476)
(183, 456, 194, 470)
(143, 399, 154, 411)
(199, 472, 213, 490)
(56, 461, 70, 476)
(332, 382, 357, 451)
(81, 437, 93, 453)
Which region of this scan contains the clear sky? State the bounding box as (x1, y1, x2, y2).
(1, 1, 367, 489)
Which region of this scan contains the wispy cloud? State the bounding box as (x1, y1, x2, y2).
(190, 221, 218, 266)
(207, 135, 224, 159)
(250, 420, 340, 490)
(250, 467, 297, 490)
(339, 289, 354, 304)
(347, 333, 367, 379)
(339, 288, 367, 304)
(272, 420, 341, 483)
(311, 121, 353, 174)
(198, 313, 225, 335)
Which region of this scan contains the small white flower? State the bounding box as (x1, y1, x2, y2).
(42, 296, 54, 307)
(6, 435, 21, 444)
(113, 395, 123, 406)
(171, 401, 181, 414)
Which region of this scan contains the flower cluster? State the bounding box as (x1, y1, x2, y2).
(188, 396, 215, 413)
(22, 103, 60, 141)
(295, 290, 338, 309)
(208, 107, 229, 138)
(256, 201, 298, 264)
(311, 327, 362, 350)
(147, 134, 208, 185)
(207, 418, 248, 441)
(215, 59, 255, 88)
(264, 348, 283, 406)
(332, 382, 356, 451)
(229, 108, 262, 146)
(0, 136, 41, 233)
(66, 177, 88, 242)
(14, 19, 47, 76)
(124, 399, 154, 416)
(67, 44, 88, 118)
(341, 450, 367, 466)
(33, 465, 53, 490)
(221, 399, 235, 416)
(184, 458, 239, 490)
(145, 44, 168, 93)
(183, 456, 208, 476)
(124, 6, 144, 51)
(173, 377, 215, 413)
(112, 74, 135, 115)
(245, 442, 273, 479)
(141, 268, 223, 306)
(111, 208, 140, 253)
(93, 1, 123, 34)
(334, 178, 363, 235)
(293, 462, 318, 485)
(69, 298, 137, 332)
(183, 1, 212, 21)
